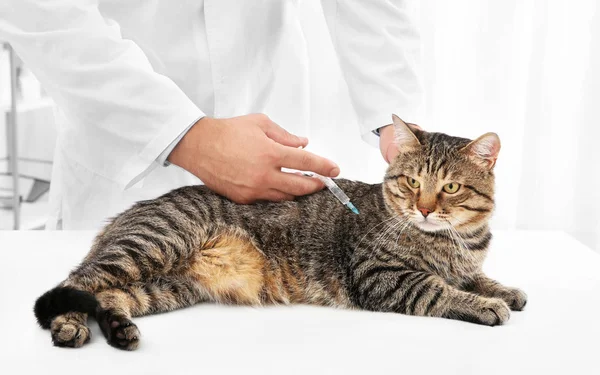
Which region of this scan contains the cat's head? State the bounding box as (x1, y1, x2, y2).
(383, 115, 500, 234)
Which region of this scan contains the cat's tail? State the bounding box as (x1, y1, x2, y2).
(33, 286, 99, 329)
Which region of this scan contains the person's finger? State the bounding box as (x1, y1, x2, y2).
(263, 119, 309, 148)
(256, 189, 295, 202)
(276, 147, 340, 177)
(270, 172, 325, 196)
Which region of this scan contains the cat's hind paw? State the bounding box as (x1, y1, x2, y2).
(96, 310, 140, 351)
(50, 315, 91, 348)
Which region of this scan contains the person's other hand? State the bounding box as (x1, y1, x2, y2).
(379, 122, 423, 163)
(168, 114, 340, 203)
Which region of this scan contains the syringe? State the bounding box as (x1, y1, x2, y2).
(303, 173, 360, 214)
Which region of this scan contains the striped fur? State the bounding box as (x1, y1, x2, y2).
(35, 127, 526, 350)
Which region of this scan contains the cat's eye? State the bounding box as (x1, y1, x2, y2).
(407, 177, 420, 188)
(443, 182, 461, 194)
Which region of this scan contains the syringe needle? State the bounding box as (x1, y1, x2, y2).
(346, 202, 360, 215)
(303, 173, 360, 214)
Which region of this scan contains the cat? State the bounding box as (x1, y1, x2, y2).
(34, 115, 527, 350)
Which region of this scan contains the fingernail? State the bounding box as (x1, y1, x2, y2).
(301, 137, 309, 144)
(330, 166, 340, 177)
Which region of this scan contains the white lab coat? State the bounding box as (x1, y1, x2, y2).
(0, 0, 423, 230)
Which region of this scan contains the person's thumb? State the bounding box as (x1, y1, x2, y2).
(263, 120, 309, 148)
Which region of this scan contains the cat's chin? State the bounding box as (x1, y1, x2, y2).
(414, 220, 448, 232)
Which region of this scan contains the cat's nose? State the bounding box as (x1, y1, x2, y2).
(418, 207, 432, 217)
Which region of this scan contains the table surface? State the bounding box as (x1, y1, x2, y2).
(1, 230, 599, 375)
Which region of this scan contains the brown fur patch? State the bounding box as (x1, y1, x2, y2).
(280, 261, 304, 302)
(189, 233, 265, 305)
(327, 277, 352, 307)
(96, 289, 136, 316)
(262, 265, 289, 304)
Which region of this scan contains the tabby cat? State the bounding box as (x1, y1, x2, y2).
(34, 115, 527, 350)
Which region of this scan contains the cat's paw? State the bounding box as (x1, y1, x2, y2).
(501, 288, 527, 311)
(50, 316, 90, 348)
(96, 310, 140, 351)
(477, 297, 511, 326)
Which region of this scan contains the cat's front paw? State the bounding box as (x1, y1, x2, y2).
(477, 298, 511, 326)
(501, 288, 527, 311)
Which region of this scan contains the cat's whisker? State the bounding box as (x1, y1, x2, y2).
(364, 220, 399, 253)
(446, 215, 480, 253)
(390, 217, 409, 244)
(391, 218, 415, 257)
(450, 225, 471, 252)
(373, 216, 411, 252)
(445, 227, 458, 252)
(445, 223, 479, 275)
(355, 214, 402, 249)
(370, 216, 405, 245)
(446, 214, 478, 238)
(442, 227, 473, 275)
(370, 217, 405, 251)
(444, 221, 465, 252)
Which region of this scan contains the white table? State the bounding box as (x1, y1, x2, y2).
(1, 230, 599, 374)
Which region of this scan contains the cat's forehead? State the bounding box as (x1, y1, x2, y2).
(416, 131, 472, 150)
(394, 132, 478, 180)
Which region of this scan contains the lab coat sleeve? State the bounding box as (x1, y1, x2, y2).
(0, 0, 205, 189)
(320, 0, 424, 148)
(156, 117, 203, 167)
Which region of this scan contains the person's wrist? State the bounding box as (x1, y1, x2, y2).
(168, 116, 214, 169)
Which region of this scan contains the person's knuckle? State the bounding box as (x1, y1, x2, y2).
(256, 113, 269, 123)
(266, 147, 280, 163)
(255, 169, 273, 187)
(270, 148, 285, 165)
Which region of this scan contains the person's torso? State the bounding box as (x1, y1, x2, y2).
(97, 0, 310, 127)
(50, 0, 326, 229)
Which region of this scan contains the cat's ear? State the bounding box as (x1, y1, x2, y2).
(460, 132, 501, 169)
(392, 114, 420, 150)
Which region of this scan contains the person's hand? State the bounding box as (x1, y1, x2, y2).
(168, 114, 340, 203)
(378, 122, 423, 163)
